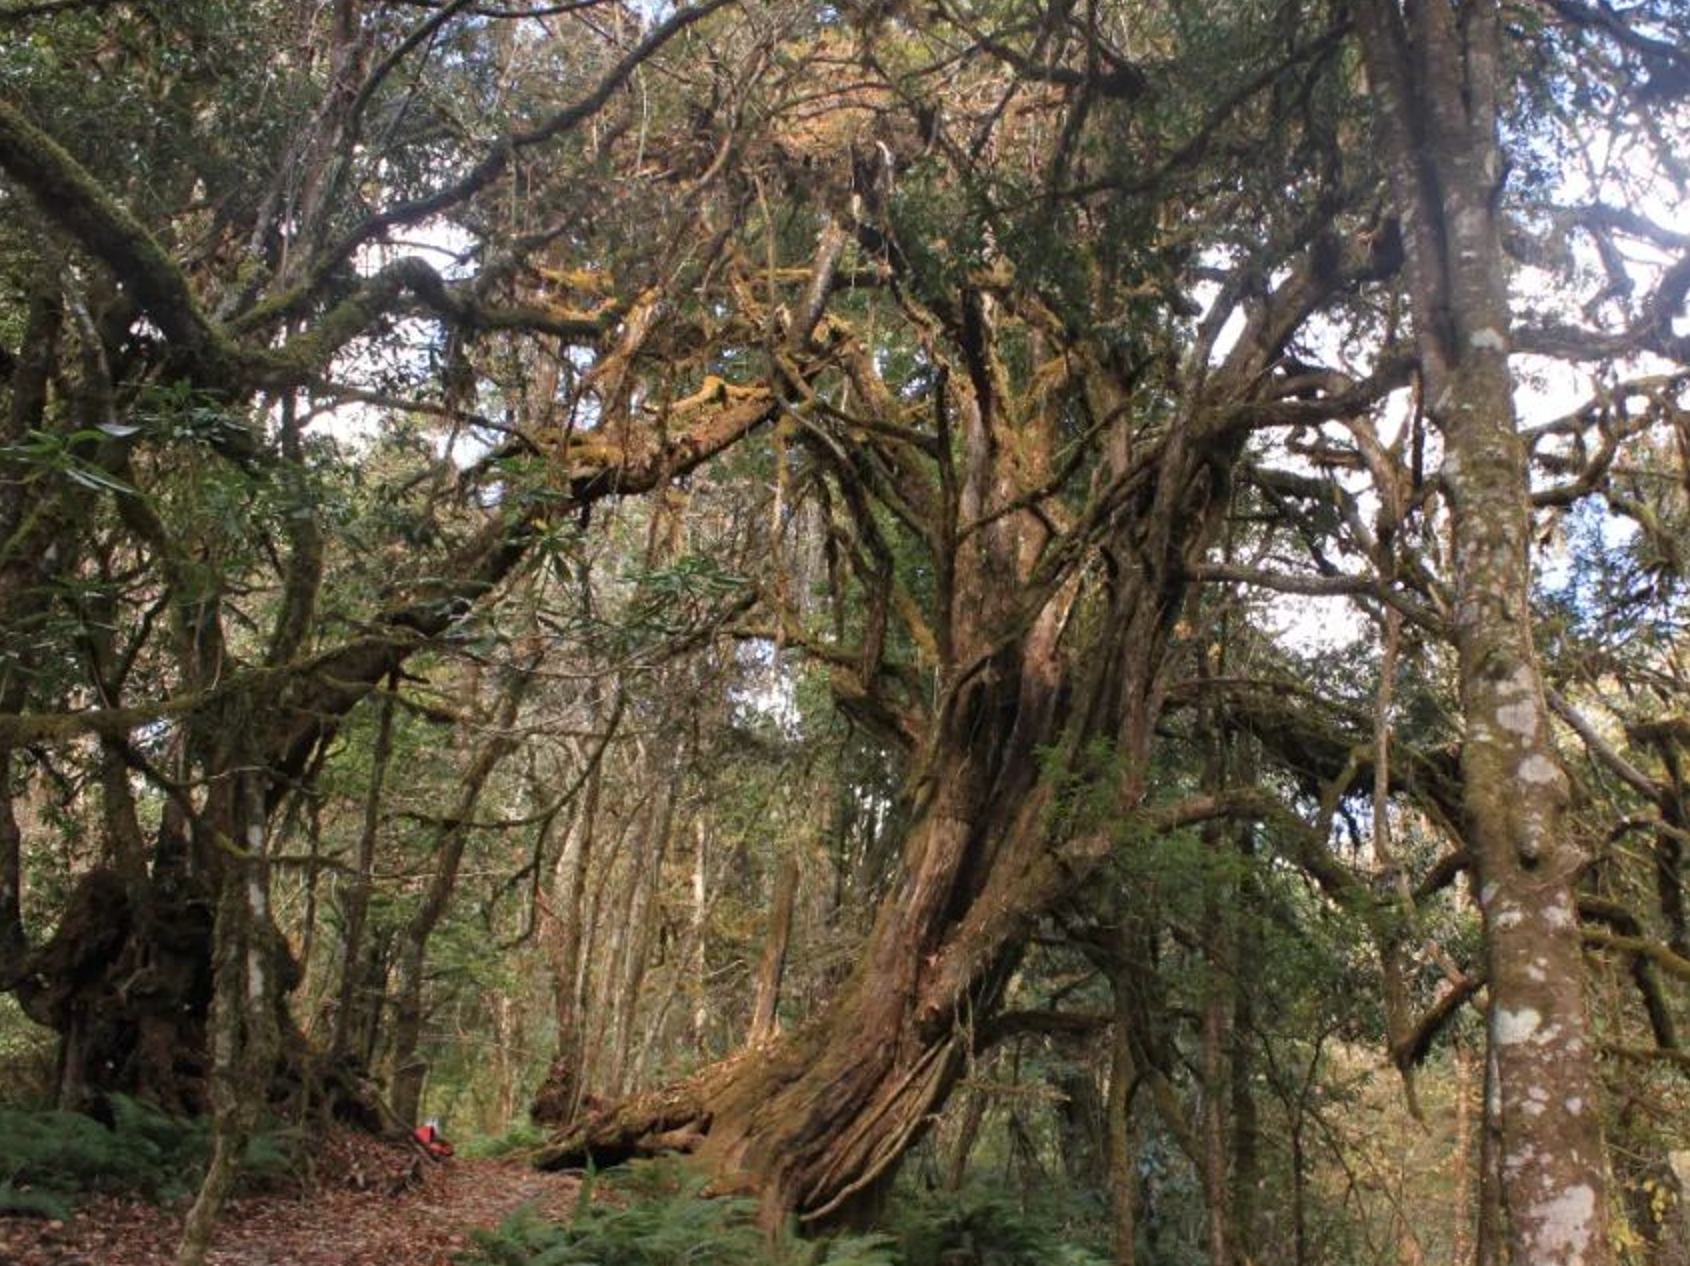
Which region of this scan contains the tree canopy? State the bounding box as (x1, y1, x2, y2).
(3, 0, 1689, 1263)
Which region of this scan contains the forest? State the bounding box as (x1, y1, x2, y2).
(0, 0, 1687, 1263)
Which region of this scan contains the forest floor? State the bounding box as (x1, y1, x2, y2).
(0, 1131, 582, 1266)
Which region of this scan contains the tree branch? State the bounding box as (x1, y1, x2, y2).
(0, 97, 236, 386)
(232, 0, 737, 334)
(0, 0, 116, 22)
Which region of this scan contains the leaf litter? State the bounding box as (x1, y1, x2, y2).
(0, 1129, 580, 1266)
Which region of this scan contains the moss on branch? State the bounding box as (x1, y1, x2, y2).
(0, 97, 239, 387)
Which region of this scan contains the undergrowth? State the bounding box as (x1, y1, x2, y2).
(458, 1121, 548, 1159)
(885, 1180, 1112, 1266)
(456, 1159, 1111, 1266)
(455, 1158, 898, 1266)
(0, 1095, 299, 1219)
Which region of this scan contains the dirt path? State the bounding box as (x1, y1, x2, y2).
(0, 1134, 580, 1266)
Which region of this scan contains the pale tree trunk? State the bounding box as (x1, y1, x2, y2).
(1355, 3, 1612, 1262)
(532, 693, 622, 1126)
(628, 809, 708, 1089)
(575, 788, 645, 1098)
(690, 820, 710, 1054)
(492, 993, 522, 1126)
(176, 769, 279, 1266)
(607, 745, 679, 1097)
(535, 811, 597, 1121)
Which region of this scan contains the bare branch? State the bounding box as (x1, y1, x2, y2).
(233, 0, 738, 334)
(1549, 689, 1662, 801)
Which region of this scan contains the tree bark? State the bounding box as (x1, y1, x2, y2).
(531, 691, 622, 1126)
(0, 756, 29, 991)
(331, 678, 396, 1064)
(1355, 3, 1614, 1261)
(1200, 868, 1236, 1266)
(1105, 985, 1140, 1266)
(607, 747, 676, 1097)
(748, 850, 800, 1046)
(689, 819, 711, 1055)
(529, 132, 1350, 1210)
(177, 768, 280, 1266)
(0, 0, 783, 1135)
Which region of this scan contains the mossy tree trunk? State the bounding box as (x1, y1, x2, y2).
(534, 546, 1235, 1220)
(748, 850, 801, 1047)
(1355, 2, 1614, 1261)
(176, 767, 280, 1266)
(330, 679, 397, 1067)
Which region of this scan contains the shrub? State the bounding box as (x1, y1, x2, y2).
(0, 997, 55, 1109)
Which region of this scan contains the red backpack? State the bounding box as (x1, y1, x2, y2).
(413, 1122, 455, 1158)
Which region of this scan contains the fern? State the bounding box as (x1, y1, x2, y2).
(0, 1095, 299, 1212)
(0, 1180, 74, 1221)
(886, 1180, 1110, 1266)
(0, 1104, 173, 1199)
(460, 1122, 548, 1159)
(810, 1232, 902, 1265)
(455, 1160, 902, 1266)
(240, 1123, 308, 1191)
(456, 1161, 1113, 1266)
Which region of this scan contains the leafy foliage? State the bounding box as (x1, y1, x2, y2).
(885, 1180, 1111, 1266)
(456, 1160, 898, 1266)
(0, 1097, 297, 1217)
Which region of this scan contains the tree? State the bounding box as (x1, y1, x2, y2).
(1350, 1, 1614, 1257)
(532, 0, 1422, 1225)
(0, 1, 758, 1257)
(533, 0, 1690, 1252)
(0, 0, 747, 1086)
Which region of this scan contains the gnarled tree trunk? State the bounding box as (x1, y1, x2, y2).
(536, 398, 1251, 1222)
(529, 77, 1362, 1199)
